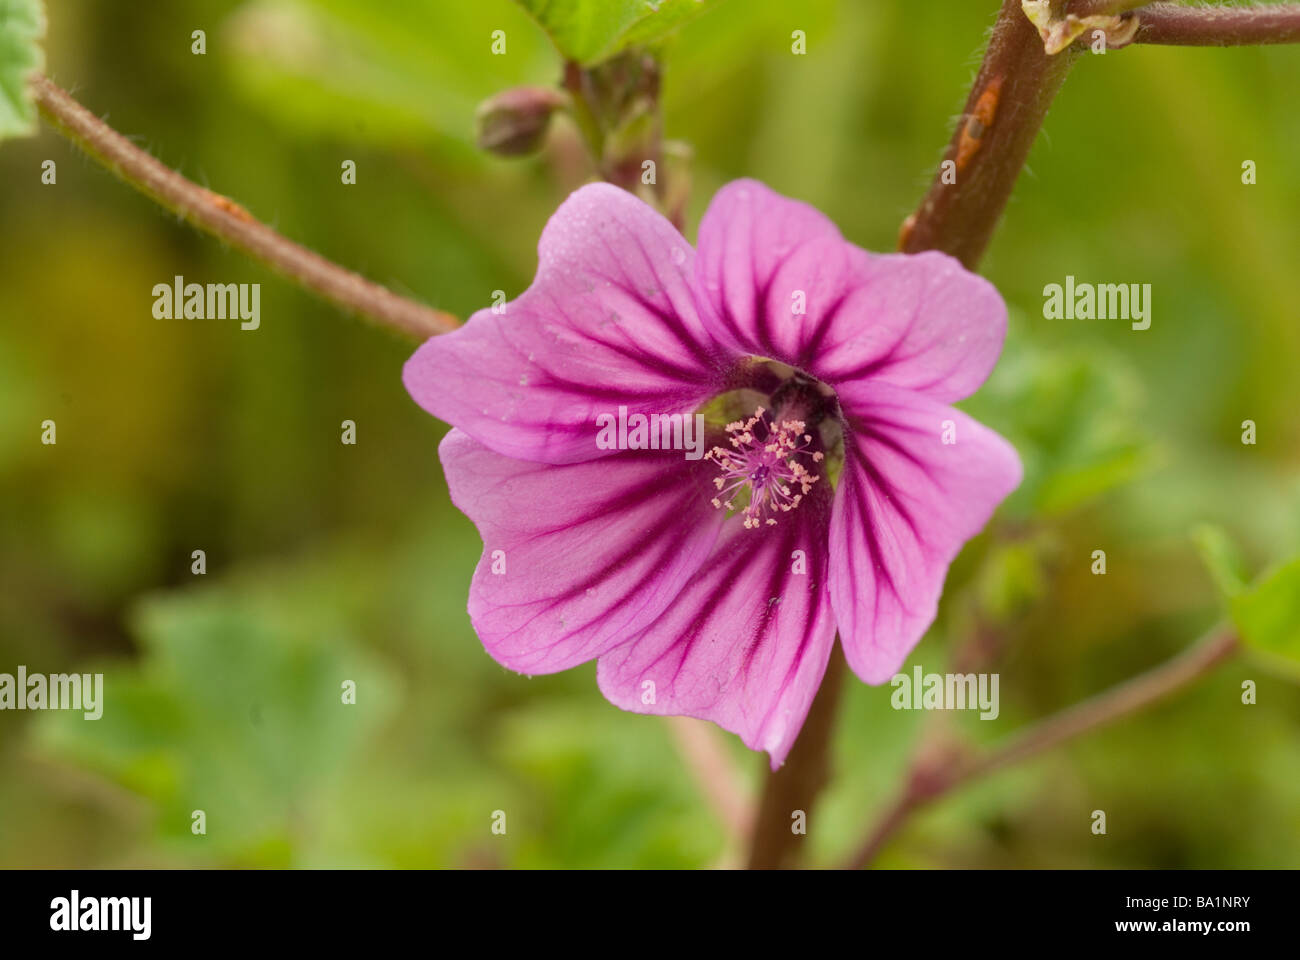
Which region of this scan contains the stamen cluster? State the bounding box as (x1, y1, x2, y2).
(705, 407, 823, 529)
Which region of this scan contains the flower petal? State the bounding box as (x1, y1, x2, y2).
(803, 250, 1008, 403)
(695, 180, 1006, 403)
(595, 484, 837, 768)
(406, 183, 727, 465)
(828, 382, 1022, 684)
(694, 178, 845, 360)
(441, 428, 724, 674)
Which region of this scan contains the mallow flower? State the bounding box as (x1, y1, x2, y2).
(404, 180, 1021, 767)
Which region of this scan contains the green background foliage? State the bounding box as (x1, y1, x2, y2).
(0, 0, 44, 140)
(514, 0, 721, 64)
(0, 0, 1298, 867)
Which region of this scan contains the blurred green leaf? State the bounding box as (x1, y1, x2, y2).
(513, 0, 718, 64)
(0, 0, 44, 141)
(225, 0, 553, 149)
(1193, 523, 1249, 598)
(495, 702, 725, 867)
(1197, 523, 1300, 675)
(34, 575, 396, 864)
(1232, 555, 1300, 667)
(962, 332, 1153, 518)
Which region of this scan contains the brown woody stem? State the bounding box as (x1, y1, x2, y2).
(899, 0, 1077, 268)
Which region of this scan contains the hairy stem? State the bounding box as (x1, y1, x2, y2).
(900, 0, 1077, 267)
(30, 75, 458, 341)
(1134, 2, 1300, 46)
(846, 629, 1239, 868)
(747, 646, 847, 868)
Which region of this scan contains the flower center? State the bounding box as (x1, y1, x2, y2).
(705, 407, 823, 529)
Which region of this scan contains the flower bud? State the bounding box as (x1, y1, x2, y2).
(475, 86, 569, 157)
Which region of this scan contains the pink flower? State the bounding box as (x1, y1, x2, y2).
(404, 180, 1021, 767)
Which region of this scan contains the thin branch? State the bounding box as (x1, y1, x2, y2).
(1133, 2, 1300, 46)
(959, 628, 1240, 783)
(30, 75, 458, 341)
(845, 628, 1240, 869)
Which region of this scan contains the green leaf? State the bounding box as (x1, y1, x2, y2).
(33, 572, 397, 863)
(495, 702, 726, 867)
(1193, 523, 1248, 598)
(225, 0, 555, 150)
(513, 0, 718, 65)
(0, 0, 44, 141)
(1232, 555, 1300, 666)
(959, 332, 1154, 518)
(1197, 524, 1300, 675)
